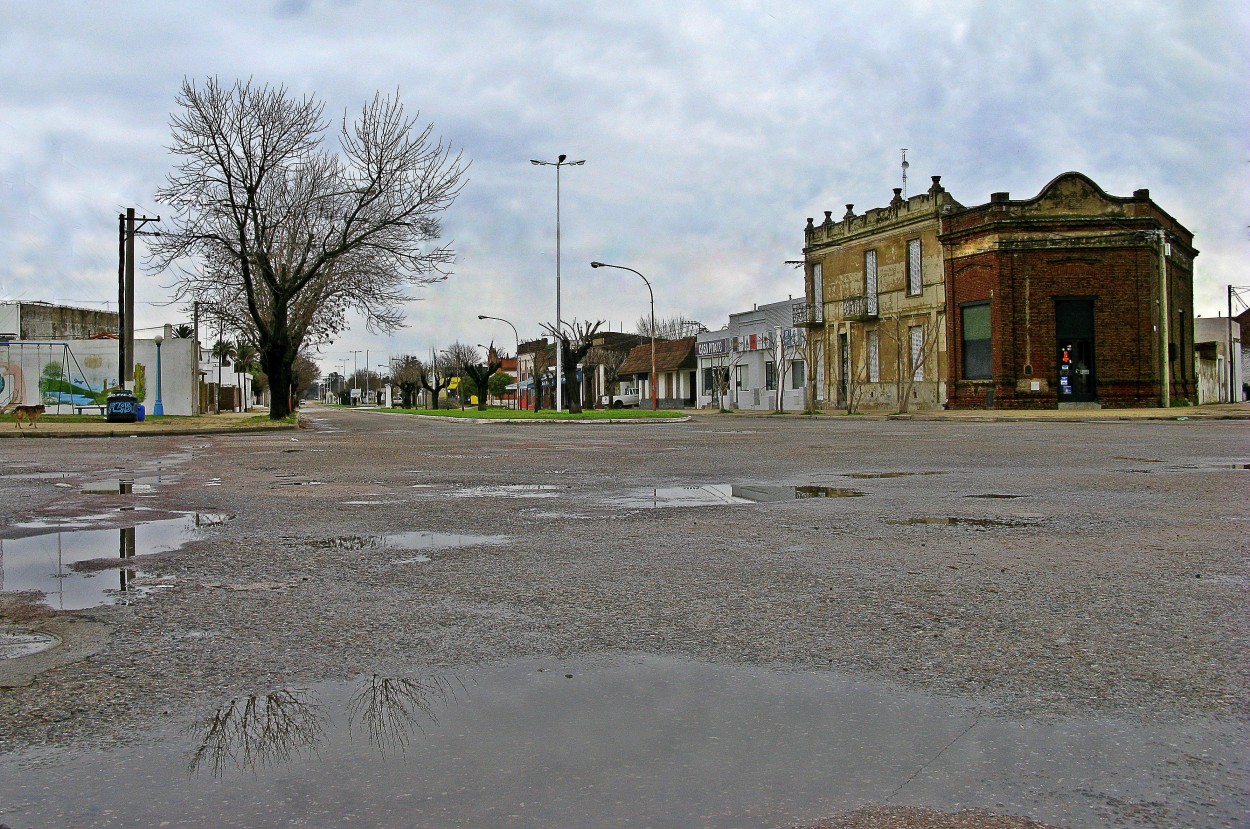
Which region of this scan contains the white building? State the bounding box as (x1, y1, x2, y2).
(1194, 316, 1244, 403)
(696, 298, 808, 412)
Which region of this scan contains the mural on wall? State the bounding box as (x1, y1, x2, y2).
(0, 343, 131, 413)
(0, 361, 26, 407)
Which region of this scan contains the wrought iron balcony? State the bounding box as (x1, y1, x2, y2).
(792, 303, 824, 327)
(841, 295, 878, 321)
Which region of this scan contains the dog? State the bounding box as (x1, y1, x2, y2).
(10, 404, 46, 428)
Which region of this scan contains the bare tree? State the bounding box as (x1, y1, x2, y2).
(541, 320, 604, 413)
(703, 345, 746, 411)
(636, 314, 705, 340)
(444, 341, 502, 411)
(391, 354, 424, 408)
(587, 345, 628, 407)
(880, 313, 943, 414)
(526, 340, 554, 411)
(416, 350, 454, 409)
(151, 78, 468, 419)
(760, 328, 806, 413)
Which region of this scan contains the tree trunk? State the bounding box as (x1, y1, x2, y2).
(564, 366, 582, 413)
(264, 351, 294, 419)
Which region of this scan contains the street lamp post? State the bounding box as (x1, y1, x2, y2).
(153, 335, 164, 416)
(531, 154, 584, 411)
(349, 350, 362, 406)
(478, 314, 521, 409)
(591, 261, 658, 410)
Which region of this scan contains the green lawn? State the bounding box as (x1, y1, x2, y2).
(373, 406, 685, 420)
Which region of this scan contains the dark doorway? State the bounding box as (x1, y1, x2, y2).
(1055, 299, 1096, 403)
(838, 332, 849, 407)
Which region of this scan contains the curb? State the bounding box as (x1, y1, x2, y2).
(349, 409, 691, 425)
(0, 424, 299, 439)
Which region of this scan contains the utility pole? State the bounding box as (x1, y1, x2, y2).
(192, 301, 201, 414)
(116, 208, 158, 388)
(1157, 229, 1170, 408)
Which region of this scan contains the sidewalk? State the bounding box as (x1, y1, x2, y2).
(0, 408, 298, 439)
(708, 403, 1250, 423)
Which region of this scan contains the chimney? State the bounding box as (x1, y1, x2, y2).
(990, 192, 1010, 203)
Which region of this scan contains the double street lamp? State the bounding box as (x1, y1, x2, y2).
(590, 261, 657, 410)
(531, 154, 584, 411)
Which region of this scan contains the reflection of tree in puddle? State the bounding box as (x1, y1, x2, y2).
(189, 673, 463, 778)
(347, 674, 464, 757)
(188, 688, 324, 779)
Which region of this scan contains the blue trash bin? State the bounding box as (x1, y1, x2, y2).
(136, 404, 146, 422)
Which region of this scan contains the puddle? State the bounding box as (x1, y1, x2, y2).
(887, 517, 1038, 528)
(615, 484, 865, 508)
(965, 494, 1026, 499)
(0, 513, 232, 610)
(434, 485, 563, 499)
(842, 471, 946, 479)
(0, 655, 1241, 829)
(81, 479, 155, 495)
(0, 628, 60, 660)
(312, 532, 508, 552)
(0, 472, 72, 481)
(1193, 574, 1249, 588)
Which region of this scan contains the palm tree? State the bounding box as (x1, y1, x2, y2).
(210, 339, 236, 412)
(234, 340, 259, 409)
(171, 323, 195, 339)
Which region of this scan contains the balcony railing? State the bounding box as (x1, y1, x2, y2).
(792, 303, 824, 327)
(842, 295, 878, 321)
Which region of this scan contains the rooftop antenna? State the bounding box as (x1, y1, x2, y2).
(900, 149, 910, 198)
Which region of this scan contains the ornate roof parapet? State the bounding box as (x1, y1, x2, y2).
(804, 177, 962, 249)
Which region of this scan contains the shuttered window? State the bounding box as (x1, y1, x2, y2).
(906, 239, 922, 295)
(865, 250, 878, 316)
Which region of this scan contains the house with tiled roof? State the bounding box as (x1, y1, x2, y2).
(617, 336, 698, 409)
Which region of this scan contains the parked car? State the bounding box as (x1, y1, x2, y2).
(600, 387, 641, 409)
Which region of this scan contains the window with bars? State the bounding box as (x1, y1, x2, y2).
(765, 360, 777, 390)
(906, 238, 922, 295)
(867, 330, 880, 383)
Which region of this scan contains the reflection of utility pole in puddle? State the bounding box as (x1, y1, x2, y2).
(119, 526, 136, 596)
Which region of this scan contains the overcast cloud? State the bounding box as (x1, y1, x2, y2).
(2, 1, 1246, 376)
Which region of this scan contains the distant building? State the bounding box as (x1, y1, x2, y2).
(696, 298, 808, 411)
(0, 301, 118, 342)
(942, 174, 1196, 409)
(800, 177, 958, 412)
(617, 337, 698, 409)
(1193, 316, 1243, 403)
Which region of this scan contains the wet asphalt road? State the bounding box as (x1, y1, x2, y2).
(0, 406, 1246, 828)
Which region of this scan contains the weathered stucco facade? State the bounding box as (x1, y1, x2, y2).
(801, 176, 961, 412)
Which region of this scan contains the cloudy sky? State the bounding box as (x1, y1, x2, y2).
(2, 1, 1246, 378)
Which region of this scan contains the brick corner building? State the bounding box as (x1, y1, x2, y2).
(940, 172, 1197, 409)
